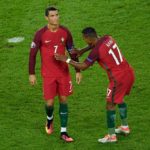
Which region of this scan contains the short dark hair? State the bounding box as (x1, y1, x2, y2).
(45, 6, 58, 16)
(82, 27, 97, 38)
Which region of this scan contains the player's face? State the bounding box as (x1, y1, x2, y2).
(46, 10, 59, 25)
(82, 35, 93, 45)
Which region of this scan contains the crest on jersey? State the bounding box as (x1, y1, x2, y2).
(31, 42, 36, 48)
(61, 37, 65, 45)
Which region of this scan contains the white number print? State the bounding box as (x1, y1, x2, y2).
(107, 88, 112, 98)
(108, 43, 123, 65)
(54, 45, 58, 53)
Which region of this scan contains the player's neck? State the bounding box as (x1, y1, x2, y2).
(48, 24, 59, 32)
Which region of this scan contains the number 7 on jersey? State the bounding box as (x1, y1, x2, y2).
(54, 45, 58, 53)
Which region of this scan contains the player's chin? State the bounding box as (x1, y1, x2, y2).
(53, 22, 59, 26)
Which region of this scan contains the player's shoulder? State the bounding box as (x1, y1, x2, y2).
(34, 25, 48, 36)
(96, 35, 109, 46)
(100, 35, 115, 47)
(102, 35, 113, 41)
(59, 25, 71, 34)
(94, 35, 112, 50)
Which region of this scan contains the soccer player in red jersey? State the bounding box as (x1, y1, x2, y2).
(55, 27, 135, 143)
(29, 7, 82, 142)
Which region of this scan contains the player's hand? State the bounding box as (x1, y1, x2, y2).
(76, 72, 82, 84)
(71, 49, 82, 58)
(29, 74, 37, 86)
(54, 53, 68, 62)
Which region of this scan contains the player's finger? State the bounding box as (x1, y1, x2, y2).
(70, 50, 77, 54)
(54, 53, 59, 60)
(54, 53, 57, 57)
(54, 55, 57, 59)
(76, 78, 80, 84)
(77, 80, 80, 84)
(55, 56, 59, 60)
(30, 80, 36, 86)
(30, 81, 34, 86)
(32, 81, 35, 85)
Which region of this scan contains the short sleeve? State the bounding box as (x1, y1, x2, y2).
(84, 47, 99, 66)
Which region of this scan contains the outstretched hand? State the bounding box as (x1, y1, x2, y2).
(70, 49, 82, 58)
(54, 53, 68, 62)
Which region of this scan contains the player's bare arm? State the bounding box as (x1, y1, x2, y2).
(71, 45, 92, 57)
(54, 53, 89, 70)
(68, 52, 82, 84)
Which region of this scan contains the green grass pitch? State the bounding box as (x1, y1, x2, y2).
(0, 0, 150, 149)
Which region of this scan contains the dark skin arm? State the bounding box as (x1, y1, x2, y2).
(71, 45, 93, 57)
(54, 53, 89, 70)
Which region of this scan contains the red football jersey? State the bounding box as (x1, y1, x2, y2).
(84, 35, 132, 81)
(29, 25, 78, 77)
